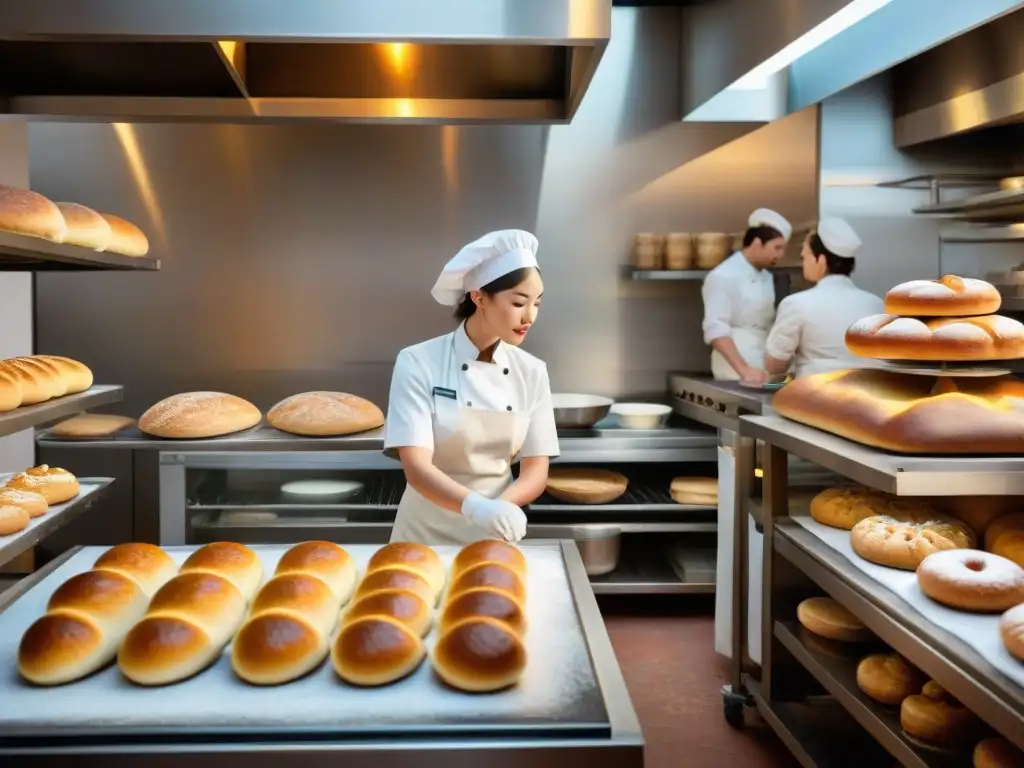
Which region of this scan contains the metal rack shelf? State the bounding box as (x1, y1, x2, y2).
(0, 385, 123, 439)
(625, 264, 800, 281)
(590, 539, 715, 595)
(0, 231, 160, 271)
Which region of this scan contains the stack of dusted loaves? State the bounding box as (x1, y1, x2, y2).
(0, 464, 80, 538)
(0, 355, 93, 413)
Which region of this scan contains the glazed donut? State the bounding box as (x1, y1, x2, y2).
(0, 487, 47, 518)
(901, 680, 984, 747)
(0, 504, 30, 536)
(856, 653, 924, 706)
(999, 603, 1024, 662)
(917, 550, 1024, 612)
(851, 515, 974, 571)
(975, 738, 1024, 768)
(5, 465, 79, 505)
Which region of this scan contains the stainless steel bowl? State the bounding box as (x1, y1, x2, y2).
(551, 393, 615, 429)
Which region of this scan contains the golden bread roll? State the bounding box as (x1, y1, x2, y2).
(439, 587, 527, 637)
(274, 540, 357, 604)
(985, 513, 1024, 552)
(19, 569, 147, 685)
(432, 616, 527, 692)
(670, 476, 718, 506)
(353, 566, 435, 606)
(139, 392, 262, 439)
(0, 504, 30, 535)
(0, 487, 47, 519)
(991, 533, 1024, 569)
(332, 615, 425, 686)
(0, 369, 22, 412)
(851, 515, 974, 570)
(900, 680, 985, 746)
(451, 539, 527, 581)
(856, 652, 925, 705)
(771, 369, 1024, 454)
(796, 597, 871, 642)
(366, 542, 445, 596)
(267, 391, 384, 437)
(32, 355, 93, 394)
(884, 275, 1001, 317)
(55, 202, 112, 251)
(1000, 603, 1024, 661)
(179, 541, 263, 600)
(448, 562, 526, 604)
(92, 542, 178, 597)
(342, 588, 433, 637)
(917, 549, 1024, 612)
(119, 571, 247, 685)
(232, 572, 343, 685)
(938, 496, 1016, 538)
(0, 359, 53, 405)
(0, 184, 67, 242)
(810, 487, 936, 531)
(545, 468, 628, 504)
(975, 738, 1024, 768)
(49, 414, 135, 438)
(100, 213, 149, 257)
(846, 313, 1024, 361)
(6, 465, 79, 505)
(12, 356, 67, 398)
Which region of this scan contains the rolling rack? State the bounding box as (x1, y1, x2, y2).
(724, 413, 1024, 766)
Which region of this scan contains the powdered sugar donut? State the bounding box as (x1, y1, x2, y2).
(1000, 603, 1024, 662)
(917, 549, 1024, 612)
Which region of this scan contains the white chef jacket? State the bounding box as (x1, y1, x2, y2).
(384, 322, 560, 459)
(701, 252, 776, 379)
(765, 274, 884, 378)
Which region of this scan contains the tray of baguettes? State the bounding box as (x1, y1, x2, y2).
(0, 540, 609, 742)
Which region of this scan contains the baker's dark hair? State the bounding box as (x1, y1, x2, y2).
(455, 267, 539, 320)
(742, 225, 783, 248)
(808, 233, 855, 276)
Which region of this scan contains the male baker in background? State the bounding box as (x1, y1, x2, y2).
(701, 208, 792, 383)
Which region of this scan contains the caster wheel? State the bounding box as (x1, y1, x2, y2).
(721, 685, 748, 728)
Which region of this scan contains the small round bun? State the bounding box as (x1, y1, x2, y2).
(232, 611, 327, 685)
(118, 616, 214, 686)
(439, 587, 527, 636)
(250, 573, 337, 635)
(19, 612, 103, 685)
(448, 562, 526, 604)
(851, 515, 974, 570)
(796, 597, 871, 642)
(917, 549, 1024, 612)
(55, 201, 112, 251)
(1000, 603, 1024, 661)
(332, 615, 425, 686)
(6, 465, 79, 505)
(670, 476, 718, 506)
(433, 616, 527, 692)
(856, 652, 924, 705)
(0, 504, 29, 535)
(900, 680, 984, 746)
(975, 738, 1024, 768)
(275, 541, 357, 604)
(452, 540, 526, 581)
(148, 572, 247, 634)
(179, 541, 263, 599)
(100, 213, 149, 257)
(354, 566, 435, 606)
(884, 275, 1001, 317)
(0, 487, 48, 519)
(0, 184, 67, 242)
(47, 569, 145, 617)
(986, 512, 1024, 551)
(367, 543, 445, 595)
(138, 392, 261, 439)
(93, 542, 178, 596)
(267, 391, 384, 437)
(343, 589, 432, 637)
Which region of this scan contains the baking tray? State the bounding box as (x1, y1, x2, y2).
(0, 542, 609, 745)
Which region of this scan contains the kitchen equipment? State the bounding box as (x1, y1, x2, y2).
(571, 527, 622, 576)
(632, 233, 663, 270)
(610, 403, 671, 430)
(664, 233, 693, 270)
(695, 233, 731, 269)
(551, 393, 615, 429)
(280, 479, 364, 501)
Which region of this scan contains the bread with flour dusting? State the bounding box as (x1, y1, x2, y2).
(884, 275, 1001, 317)
(267, 391, 384, 437)
(846, 314, 1024, 361)
(139, 392, 262, 439)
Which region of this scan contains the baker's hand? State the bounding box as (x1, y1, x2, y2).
(461, 492, 527, 543)
(741, 366, 768, 385)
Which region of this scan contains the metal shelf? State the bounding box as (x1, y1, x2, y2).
(590, 540, 715, 595)
(0, 478, 113, 569)
(942, 224, 1024, 243)
(0, 231, 160, 271)
(0, 385, 123, 439)
(625, 264, 800, 281)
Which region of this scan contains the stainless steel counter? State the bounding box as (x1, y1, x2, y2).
(667, 372, 775, 431)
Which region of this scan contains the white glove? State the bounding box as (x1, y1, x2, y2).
(461, 492, 527, 543)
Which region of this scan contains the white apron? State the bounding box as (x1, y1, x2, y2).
(711, 262, 776, 381)
(391, 335, 530, 546)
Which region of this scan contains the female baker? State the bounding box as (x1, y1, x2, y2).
(383, 229, 559, 545)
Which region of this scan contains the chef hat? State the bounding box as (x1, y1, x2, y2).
(817, 217, 861, 258)
(748, 208, 792, 242)
(431, 229, 539, 306)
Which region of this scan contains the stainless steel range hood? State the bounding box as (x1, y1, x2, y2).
(0, 0, 611, 124)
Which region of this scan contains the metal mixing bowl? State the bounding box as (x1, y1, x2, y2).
(551, 393, 615, 429)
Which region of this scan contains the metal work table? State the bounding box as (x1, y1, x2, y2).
(668, 372, 775, 430)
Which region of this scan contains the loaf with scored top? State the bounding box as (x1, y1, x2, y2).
(884, 275, 1001, 317)
(846, 313, 1024, 361)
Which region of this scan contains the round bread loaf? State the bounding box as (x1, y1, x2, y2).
(448, 562, 526, 604)
(900, 680, 985, 747)
(670, 476, 718, 506)
(0, 184, 67, 242)
(274, 540, 357, 604)
(366, 542, 445, 596)
(851, 515, 974, 570)
(796, 597, 871, 641)
(885, 275, 1001, 317)
(1000, 603, 1024, 661)
(93, 542, 178, 596)
(179, 541, 263, 600)
(810, 487, 936, 531)
(985, 512, 1024, 551)
(545, 468, 628, 504)
(342, 588, 433, 637)
(55, 202, 112, 251)
(917, 549, 1024, 612)
(856, 652, 924, 705)
(846, 313, 1024, 361)
(0, 504, 29, 535)
(49, 414, 135, 439)
(332, 615, 425, 686)
(975, 738, 1024, 768)
(267, 391, 384, 437)
(0, 487, 47, 519)
(139, 392, 262, 439)
(0, 369, 22, 412)
(451, 539, 527, 581)
(354, 566, 436, 606)
(0, 359, 54, 405)
(101, 213, 149, 257)
(433, 616, 527, 692)
(6, 465, 79, 505)
(439, 587, 527, 636)
(13, 357, 67, 398)
(938, 496, 1015, 538)
(33, 355, 93, 394)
